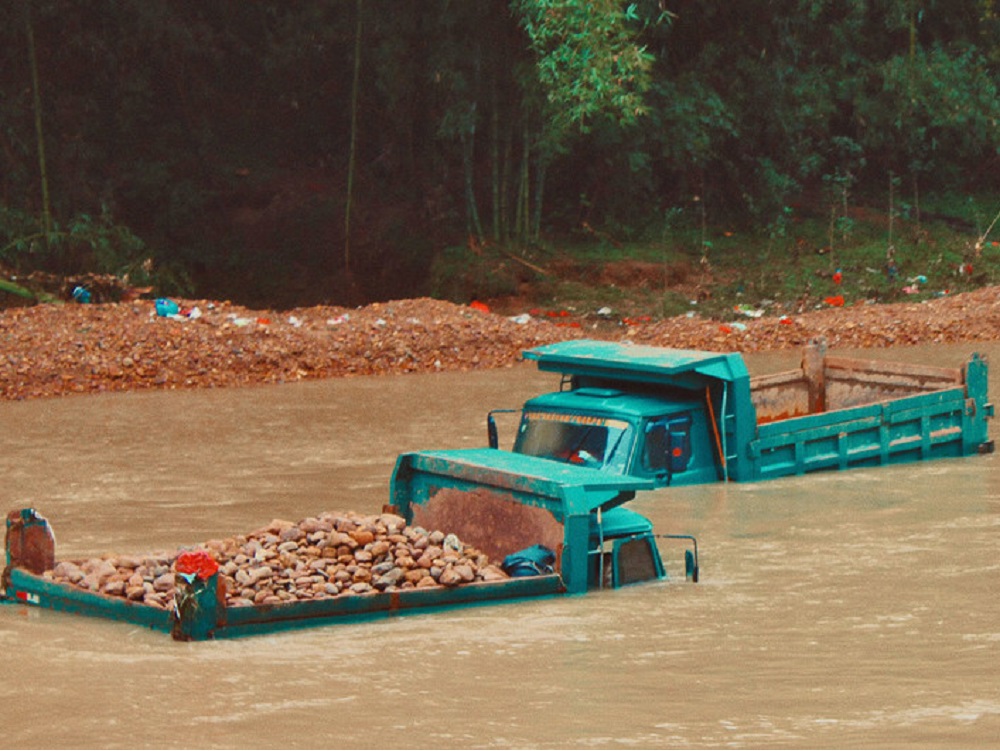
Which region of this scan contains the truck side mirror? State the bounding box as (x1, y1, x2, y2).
(487, 409, 522, 450)
(487, 413, 499, 449)
(685, 549, 699, 582)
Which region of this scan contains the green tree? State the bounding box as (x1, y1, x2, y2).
(513, 0, 658, 239)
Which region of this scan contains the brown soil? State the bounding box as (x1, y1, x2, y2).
(2, 287, 999, 401)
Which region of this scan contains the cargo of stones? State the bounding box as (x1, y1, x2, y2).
(42, 511, 509, 610)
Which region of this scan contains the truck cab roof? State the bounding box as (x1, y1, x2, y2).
(524, 340, 749, 389)
(523, 387, 698, 421)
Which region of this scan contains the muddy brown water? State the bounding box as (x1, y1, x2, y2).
(1, 344, 998, 749)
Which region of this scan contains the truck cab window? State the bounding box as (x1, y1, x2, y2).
(515, 412, 633, 473)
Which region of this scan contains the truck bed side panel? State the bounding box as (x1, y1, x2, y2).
(749, 387, 971, 479)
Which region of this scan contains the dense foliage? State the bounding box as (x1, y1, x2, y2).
(1, 0, 998, 306)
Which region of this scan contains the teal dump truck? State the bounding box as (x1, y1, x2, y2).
(2, 448, 698, 640)
(491, 338, 993, 485)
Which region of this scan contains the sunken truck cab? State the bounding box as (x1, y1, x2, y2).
(490, 342, 744, 487)
(511, 389, 717, 487)
(390, 449, 699, 595)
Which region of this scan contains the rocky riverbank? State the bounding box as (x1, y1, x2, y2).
(2, 287, 1000, 401)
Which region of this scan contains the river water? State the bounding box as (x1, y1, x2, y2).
(1, 343, 998, 749)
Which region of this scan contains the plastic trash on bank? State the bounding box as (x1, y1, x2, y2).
(155, 298, 179, 317)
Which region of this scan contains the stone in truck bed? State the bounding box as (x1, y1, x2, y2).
(42, 510, 509, 610)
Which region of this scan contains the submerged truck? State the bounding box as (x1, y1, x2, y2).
(489, 338, 993, 486)
(2, 442, 698, 641)
(3, 338, 990, 640)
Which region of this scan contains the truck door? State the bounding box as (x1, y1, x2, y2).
(643, 414, 693, 483)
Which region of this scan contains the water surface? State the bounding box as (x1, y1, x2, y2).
(1, 344, 997, 748)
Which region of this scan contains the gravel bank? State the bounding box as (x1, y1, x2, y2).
(2, 287, 999, 401)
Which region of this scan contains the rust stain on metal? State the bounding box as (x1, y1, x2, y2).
(4, 510, 55, 576)
(412, 487, 564, 565)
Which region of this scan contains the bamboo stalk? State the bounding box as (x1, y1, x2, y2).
(343, 0, 363, 273)
(25, 1, 52, 246)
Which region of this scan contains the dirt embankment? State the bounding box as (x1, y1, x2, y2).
(2, 287, 999, 401)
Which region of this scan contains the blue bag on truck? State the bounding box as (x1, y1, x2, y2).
(502, 544, 555, 577)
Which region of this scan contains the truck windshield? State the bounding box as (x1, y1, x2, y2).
(514, 411, 634, 473)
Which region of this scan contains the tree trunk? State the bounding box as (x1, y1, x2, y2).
(461, 122, 484, 242)
(531, 154, 547, 242)
(515, 122, 530, 241)
(490, 82, 500, 242)
(499, 118, 512, 243)
(25, 1, 52, 246)
(344, 0, 363, 273)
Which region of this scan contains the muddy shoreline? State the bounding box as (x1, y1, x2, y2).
(2, 288, 999, 401)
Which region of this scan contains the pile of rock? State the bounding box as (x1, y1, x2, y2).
(43, 511, 509, 609)
(47, 552, 176, 609)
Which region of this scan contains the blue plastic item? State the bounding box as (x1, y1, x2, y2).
(502, 544, 556, 577)
(155, 298, 179, 317)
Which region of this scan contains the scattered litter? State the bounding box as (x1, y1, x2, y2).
(155, 298, 180, 317)
(374, 318, 387, 327)
(468, 300, 490, 313)
(824, 295, 845, 307)
(734, 304, 764, 318)
(288, 315, 303, 328)
(832, 269, 843, 285)
(508, 313, 532, 325)
(731, 322, 748, 332)
(958, 264, 974, 276)
(902, 285, 920, 295)
(72, 286, 91, 304)
(779, 315, 794, 325)
(327, 314, 350, 326)
(256, 317, 270, 326)
(596, 306, 613, 317)
(908, 275, 928, 285)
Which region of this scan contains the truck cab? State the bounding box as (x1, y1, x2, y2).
(489, 340, 751, 488)
(511, 387, 719, 487)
